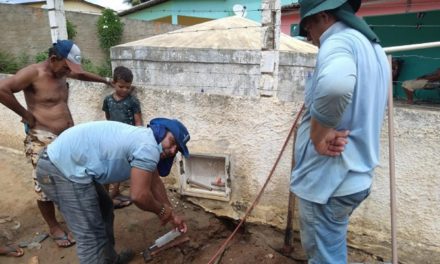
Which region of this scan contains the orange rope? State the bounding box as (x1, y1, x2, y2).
(207, 104, 305, 264)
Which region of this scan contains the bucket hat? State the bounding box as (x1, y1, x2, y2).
(297, 0, 360, 37)
(297, 0, 379, 43)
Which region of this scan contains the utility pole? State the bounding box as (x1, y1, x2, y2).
(46, 0, 68, 43)
(259, 0, 281, 97)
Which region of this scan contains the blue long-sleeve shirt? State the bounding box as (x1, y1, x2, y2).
(291, 22, 390, 204)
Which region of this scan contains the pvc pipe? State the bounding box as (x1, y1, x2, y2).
(384, 41, 440, 53)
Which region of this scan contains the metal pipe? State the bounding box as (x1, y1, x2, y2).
(387, 55, 398, 264)
(384, 41, 440, 53)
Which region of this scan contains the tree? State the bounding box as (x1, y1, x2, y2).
(123, 0, 149, 6)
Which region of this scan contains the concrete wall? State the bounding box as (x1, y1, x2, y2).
(0, 4, 180, 65)
(111, 46, 315, 102)
(0, 73, 439, 263)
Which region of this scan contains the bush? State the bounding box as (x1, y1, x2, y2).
(0, 51, 31, 74)
(97, 9, 124, 54)
(0, 51, 19, 73)
(81, 57, 112, 77)
(66, 19, 77, 40)
(35, 50, 48, 63)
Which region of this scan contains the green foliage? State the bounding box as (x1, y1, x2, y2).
(0, 51, 20, 74)
(81, 57, 112, 78)
(97, 9, 124, 54)
(66, 19, 77, 40)
(0, 50, 110, 78)
(123, 0, 144, 6)
(0, 51, 31, 74)
(35, 50, 48, 63)
(97, 59, 112, 77)
(17, 53, 30, 67)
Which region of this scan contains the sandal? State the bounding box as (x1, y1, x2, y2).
(50, 231, 76, 248)
(113, 195, 132, 209)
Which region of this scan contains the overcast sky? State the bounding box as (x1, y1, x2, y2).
(87, 0, 131, 11)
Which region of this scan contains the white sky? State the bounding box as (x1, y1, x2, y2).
(87, 0, 131, 11)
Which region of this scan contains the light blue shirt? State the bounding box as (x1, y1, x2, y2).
(47, 121, 161, 184)
(291, 22, 390, 204)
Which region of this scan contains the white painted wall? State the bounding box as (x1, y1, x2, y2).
(0, 74, 439, 263)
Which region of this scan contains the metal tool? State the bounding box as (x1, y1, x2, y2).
(142, 235, 190, 263)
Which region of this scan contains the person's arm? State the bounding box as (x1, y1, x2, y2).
(131, 96, 143, 126)
(102, 97, 110, 120)
(0, 66, 38, 127)
(130, 167, 187, 232)
(134, 113, 143, 126)
(309, 39, 354, 155)
(68, 71, 112, 86)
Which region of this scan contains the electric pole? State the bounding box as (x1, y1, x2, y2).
(46, 0, 68, 43)
(260, 0, 281, 97)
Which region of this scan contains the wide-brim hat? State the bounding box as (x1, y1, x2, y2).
(297, 0, 361, 37)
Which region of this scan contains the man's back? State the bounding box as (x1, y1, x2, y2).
(47, 121, 160, 185)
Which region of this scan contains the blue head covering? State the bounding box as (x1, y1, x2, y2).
(149, 118, 190, 176)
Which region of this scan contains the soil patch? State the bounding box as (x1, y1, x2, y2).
(0, 148, 378, 264)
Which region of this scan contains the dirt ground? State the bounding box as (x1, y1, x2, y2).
(0, 147, 380, 264)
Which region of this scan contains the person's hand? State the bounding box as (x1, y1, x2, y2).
(158, 205, 187, 233)
(313, 130, 349, 156)
(170, 213, 187, 233)
(21, 111, 36, 129)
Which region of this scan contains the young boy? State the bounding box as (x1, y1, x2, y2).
(102, 66, 143, 208)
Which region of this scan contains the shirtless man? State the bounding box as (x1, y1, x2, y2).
(0, 40, 112, 248)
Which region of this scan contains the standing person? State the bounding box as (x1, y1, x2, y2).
(35, 118, 190, 264)
(102, 65, 143, 209)
(0, 40, 113, 248)
(291, 0, 390, 263)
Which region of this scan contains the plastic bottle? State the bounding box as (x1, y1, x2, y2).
(149, 229, 181, 250)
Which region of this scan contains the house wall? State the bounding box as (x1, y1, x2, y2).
(0, 4, 180, 66)
(0, 72, 439, 262)
(364, 11, 440, 103)
(25, 0, 103, 13)
(124, 0, 295, 25)
(281, 0, 440, 35)
(61, 2, 103, 14)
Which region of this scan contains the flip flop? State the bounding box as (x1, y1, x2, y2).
(0, 244, 24, 257)
(113, 195, 132, 209)
(50, 232, 76, 248)
(18, 232, 49, 248)
(114, 195, 131, 202)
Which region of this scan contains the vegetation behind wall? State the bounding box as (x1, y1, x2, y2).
(0, 4, 180, 73)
